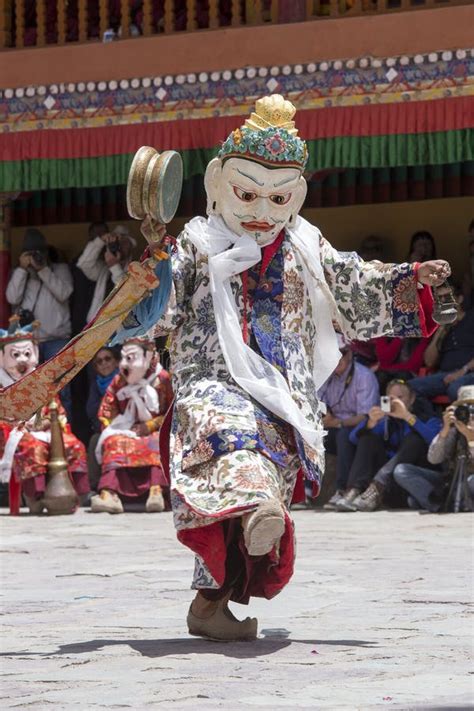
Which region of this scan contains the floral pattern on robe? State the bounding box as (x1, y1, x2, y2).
(154, 226, 434, 529)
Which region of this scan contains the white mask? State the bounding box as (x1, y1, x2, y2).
(119, 344, 152, 385)
(205, 157, 307, 246)
(0, 339, 39, 381)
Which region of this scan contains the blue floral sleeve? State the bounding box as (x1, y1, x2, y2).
(152, 232, 197, 336)
(319, 236, 429, 341)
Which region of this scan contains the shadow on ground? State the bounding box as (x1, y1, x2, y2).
(1, 634, 378, 660)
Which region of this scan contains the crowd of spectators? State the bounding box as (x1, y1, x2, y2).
(3, 222, 474, 513)
(6, 222, 138, 443)
(335, 378, 442, 512)
(316, 227, 474, 514)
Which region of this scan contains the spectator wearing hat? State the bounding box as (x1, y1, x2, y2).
(76, 224, 137, 323)
(6, 228, 73, 350)
(393, 385, 474, 512)
(6, 227, 73, 414)
(318, 334, 380, 510)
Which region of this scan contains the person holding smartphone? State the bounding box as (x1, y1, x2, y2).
(335, 380, 442, 511)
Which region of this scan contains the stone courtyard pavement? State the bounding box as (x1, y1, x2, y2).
(0, 508, 472, 710)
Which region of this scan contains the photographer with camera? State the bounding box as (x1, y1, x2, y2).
(393, 386, 474, 512)
(6, 228, 73, 403)
(76, 224, 136, 323)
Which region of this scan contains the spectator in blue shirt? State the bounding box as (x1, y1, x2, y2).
(336, 379, 442, 512)
(86, 347, 120, 433)
(86, 346, 120, 493)
(319, 335, 380, 510)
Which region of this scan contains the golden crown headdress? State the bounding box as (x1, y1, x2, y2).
(218, 94, 307, 170)
(245, 95, 298, 136)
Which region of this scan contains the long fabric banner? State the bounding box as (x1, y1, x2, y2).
(2, 97, 472, 161)
(1, 95, 473, 191)
(1, 129, 473, 191)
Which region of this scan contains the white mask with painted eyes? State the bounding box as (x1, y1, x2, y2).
(1, 339, 39, 381)
(119, 344, 152, 385)
(205, 157, 307, 246)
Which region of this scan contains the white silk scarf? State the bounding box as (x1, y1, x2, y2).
(185, 215, 341, 452)
(95, 364, 162, 463)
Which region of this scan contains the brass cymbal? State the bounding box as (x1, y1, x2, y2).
(126, 146, 156, 220)
(126, 146, 183, 224)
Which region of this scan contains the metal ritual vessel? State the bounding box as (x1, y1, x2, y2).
(432, 283, 458, 325)
(43, 400, 79, 516)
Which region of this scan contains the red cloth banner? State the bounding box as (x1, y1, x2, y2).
(1, 96, 472, 162)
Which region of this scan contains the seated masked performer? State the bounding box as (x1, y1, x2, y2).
(117, 95, 449, 641)
(0, 318, 89, 514)
(90, 337, 173, 514)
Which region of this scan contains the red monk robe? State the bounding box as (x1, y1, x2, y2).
(0, 318, 88, 515)
(3, 399, 89, 514)
(91, 338, 173, 514)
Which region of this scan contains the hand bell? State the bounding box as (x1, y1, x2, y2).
(432, 282, 458, 325)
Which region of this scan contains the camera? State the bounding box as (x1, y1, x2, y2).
(454, 404, 473, 424)
(380, 395, 391, 413)
(18, 308, 35, 327)
(106, 239, 121, 257)
(30, 250, 46, 266)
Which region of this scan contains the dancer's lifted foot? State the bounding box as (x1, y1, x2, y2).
(242, 498, 285, 556)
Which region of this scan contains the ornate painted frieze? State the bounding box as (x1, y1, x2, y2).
(1, 49, 473, 133)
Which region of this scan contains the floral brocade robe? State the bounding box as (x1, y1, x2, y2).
(155, 227, 434, 527)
